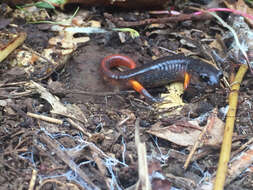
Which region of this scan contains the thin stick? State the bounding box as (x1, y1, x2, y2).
(28, 169, 37, 190)
(184, 113, 215, 170)
(27, 112, 63, 125)
(0, 32, 27, 62)
(104, 12, 212, 27)
(225, 139, 253, 186)
(27, 112, 92, 137)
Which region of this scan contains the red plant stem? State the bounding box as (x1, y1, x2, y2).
(194, 8, 253, 21)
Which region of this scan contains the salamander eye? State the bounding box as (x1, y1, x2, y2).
(200, 73, 210, 83)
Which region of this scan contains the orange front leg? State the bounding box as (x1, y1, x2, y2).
(184, 72, 191, 89)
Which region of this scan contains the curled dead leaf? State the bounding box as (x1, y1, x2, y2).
(147, 113, 224, 147)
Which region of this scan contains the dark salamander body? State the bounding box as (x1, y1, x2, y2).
(101, 54, 223, 102)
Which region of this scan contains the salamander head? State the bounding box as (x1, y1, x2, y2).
(199, 70, 223, 86)
(188, 60, 223, 86)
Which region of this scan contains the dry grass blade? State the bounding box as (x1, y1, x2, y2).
(135, 118, 151, 190)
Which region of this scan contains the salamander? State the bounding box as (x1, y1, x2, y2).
(101, 54, 223, 102)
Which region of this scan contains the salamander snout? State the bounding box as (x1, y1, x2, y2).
(199, 70, 223, 86)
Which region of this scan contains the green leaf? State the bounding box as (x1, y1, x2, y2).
(34, 1, 55, 9)
(113, 28, 140, 39)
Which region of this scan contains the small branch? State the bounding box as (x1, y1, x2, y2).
(104, 12, 212, 27)
(214, 64, 248, 190)
(225, 139, 253, 186)
(27, 112, 63, 125)
(28, 169, 37, 190)
(184, 112, 216, 170)
(0, 32, 27, 62)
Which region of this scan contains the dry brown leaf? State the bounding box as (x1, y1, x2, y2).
(209, 34, 223, 51)
(28, 81, 88, 124)
(178, 47, 197, 56)
(147, 121, 202, 147)
(147, 114, 224, 147)
(203, 115, 225, 147)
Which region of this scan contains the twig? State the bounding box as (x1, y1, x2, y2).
(0, 90, 34, 99)
(231, 137, 253, 158)
(225, 139, 253, 186)
(104, 12, 212, 27)
(27, 112, 63, 125)
(0, 32, 27, 62)
(214, 64, 248, 190)
(66, 118, 92, 137)
(0, 81, 27, 87)
(28, 169, 37, 190)
(27, 106, 92, 137)
(184, 112, 215, 170)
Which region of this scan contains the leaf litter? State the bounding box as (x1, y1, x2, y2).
(0, 1, 253, 190)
